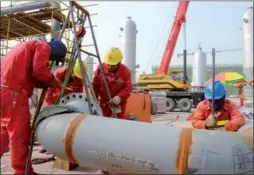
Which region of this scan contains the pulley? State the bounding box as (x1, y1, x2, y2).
(76, 25, 86, 37)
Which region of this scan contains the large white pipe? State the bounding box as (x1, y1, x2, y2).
(0, 1, 53, 16)
(35, 98, 253, 174)
(120, 17, 138, 84)
(242, 6, 253, 98)
(1, 0, 62, 72)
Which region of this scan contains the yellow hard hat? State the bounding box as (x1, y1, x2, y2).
(73, 61, 88, 79)
(104, 47, 123, 65)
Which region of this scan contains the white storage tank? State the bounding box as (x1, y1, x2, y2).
(120, 16, 138, 84)
(242, 6, 253, 98)
(192, 46, 207, 88)
(85, 56, 94, 81)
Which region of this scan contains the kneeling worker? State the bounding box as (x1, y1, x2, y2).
(191, 80, 245, 131)
(39, 60, 88, 154)
(92, 47, 132, 119)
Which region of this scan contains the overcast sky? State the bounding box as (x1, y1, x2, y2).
(1, 1, 253, 75)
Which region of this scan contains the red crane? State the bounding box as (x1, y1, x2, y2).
(158, 1, 190, 75)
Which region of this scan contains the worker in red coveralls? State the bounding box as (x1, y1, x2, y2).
(39, 60, 88, 154)
(92, 47, 132, 119)
(0, 40, 67, 175)
(191, 80, 245, 131)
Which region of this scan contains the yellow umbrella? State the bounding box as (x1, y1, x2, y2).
(205, 72, 247, 86)
(229, 79, 254, 86)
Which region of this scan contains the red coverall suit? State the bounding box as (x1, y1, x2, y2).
(41, 66, 83, 108)
(0, 41, 57, 174)
(191, 99, 245, 131)
(92, 63, 132, 119)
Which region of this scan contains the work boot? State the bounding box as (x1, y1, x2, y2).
(38, 148, 47, 153)
(33, 172, 45, 175)
(102, 170, 111, 175)
(129, 114, 140, 121)
(38, 148, 50, 155)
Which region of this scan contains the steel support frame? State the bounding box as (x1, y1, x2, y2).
(55, 1, 117, 117)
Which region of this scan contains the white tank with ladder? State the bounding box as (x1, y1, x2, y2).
(120, 16, 138, 84)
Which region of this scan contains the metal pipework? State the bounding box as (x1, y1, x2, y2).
(211, 48, 216, 115)
(183, 23, 187, 84)
(59, 93, 102, 115)
(35, 106, 253, 174)
(1, 1, 62, 71)
(69, 2, 93, 115)
(1, 1, 53, 16)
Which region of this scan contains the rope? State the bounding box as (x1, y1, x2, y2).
(143, 2, 177, 73)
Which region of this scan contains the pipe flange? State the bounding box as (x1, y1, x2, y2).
(35, 105, 80, 129)
(59, 93, 103, 116)
(60, 93, 88, 104)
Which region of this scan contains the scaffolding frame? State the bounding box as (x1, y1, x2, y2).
(55, 1, 115, 116)
(0, 1, 116, 172)
(0, 1, 98, 59)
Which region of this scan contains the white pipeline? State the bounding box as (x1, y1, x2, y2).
(36, 105, 253, 174)
(1, 1, 53, 16)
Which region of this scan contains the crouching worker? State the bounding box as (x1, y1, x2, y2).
(191, 80, 245, 131)
(39, 60, 88, 154)
(0, 40, 67, 175)
(92, 47, 132, 119)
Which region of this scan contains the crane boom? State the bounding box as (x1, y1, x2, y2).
(136, 1, 205, 112)
(158, 1, 190, 75)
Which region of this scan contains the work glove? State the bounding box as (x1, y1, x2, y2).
(111, 105, 122, 114)
(224, 123, 238, 131)
(48, 76, 61, 88)
(108, 96, 121, 106)
(31, 77, 47, 89)
(205, 114, 217, 128)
